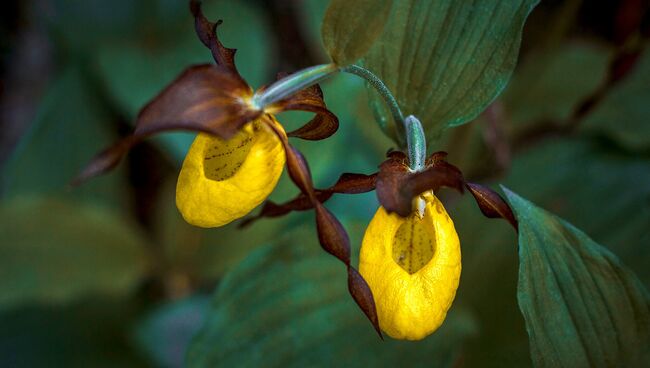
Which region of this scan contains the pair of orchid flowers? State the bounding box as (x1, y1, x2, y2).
(77, 1, 517, 340)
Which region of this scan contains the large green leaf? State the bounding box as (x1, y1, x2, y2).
(187, 227, 476, 367)
(503, 187, 650, 367)
(504, 138, 650, 285)
(152, 179, 292, 280)
(0, 197, 150, 310)
(1, 67, 128, 211)
(502, 40, 612, 133)
(361, 0, 539, 144)
(581, 43, 650, 151)
(132, 296, 210, 368)
(0, 298, 147, 368)
(321, 0, 392, 65)
(445, 136, 650, 366)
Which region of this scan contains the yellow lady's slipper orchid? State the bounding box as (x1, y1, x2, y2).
(176, 116, 286, 228)
(359, 192, 461, 340)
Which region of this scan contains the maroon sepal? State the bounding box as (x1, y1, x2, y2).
(376, 151, 465, 217)
(466, 182, 518, 230)
(263, 116, 383, 339)
(189, 0, 239, 75)
(239, 173, 376, 227)
(264, 73, 339, 141)
(72, 64, 260, 185)
(135, 64, 257, 140)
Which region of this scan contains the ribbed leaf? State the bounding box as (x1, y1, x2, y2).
(503, 40, 612, 131)
(362, 0, 539, 143)
(187, 228, 476, 367)
(503, 188, 650, 367)
(0, 197, 150, 310)
(321, 0, 392, 65)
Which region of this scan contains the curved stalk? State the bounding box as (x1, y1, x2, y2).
(251, 63, 339, 109)
(341, 65, 407, 146)
(251, 63, 425, 172)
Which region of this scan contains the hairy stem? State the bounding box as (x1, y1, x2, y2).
(252, 62, 426, 172)
(341, 64, 406, 146)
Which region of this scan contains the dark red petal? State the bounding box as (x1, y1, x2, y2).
(239, 173, 376, 227)
(70, 136, 138, 187)
(189, 0, 239, 75)
(315, 203, 351, 264)
(348, 267, 383, 340)
(377, 150, 465, 217)
(268, 83, 339, 141)
(135, 64, 258, 140)
(466, 182, 518, 230)
(262, 117, 382, 338)
(74, 65, 258, 185)
(375, 153, 411, 216)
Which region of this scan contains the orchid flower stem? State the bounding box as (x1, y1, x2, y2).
(342, 65, 425, 172)
(251, 63, 339, 109)
(341, 65, 406, 141)
(252, 63, 425, 172)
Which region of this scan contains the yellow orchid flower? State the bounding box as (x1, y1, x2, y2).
(176, 117, 286, 228)
(360, 192, 461, 340)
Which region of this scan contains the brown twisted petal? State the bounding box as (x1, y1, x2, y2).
(72, 64, 260, 185)
(466, 182, 518, 230)
(263, 79, 339, 141)
(376, 151, 465, 217)
(239, 172, 377, 227)
(189, 0, 239, 76)
(262, 117, 382, 339)
(135, 64, 258, 139)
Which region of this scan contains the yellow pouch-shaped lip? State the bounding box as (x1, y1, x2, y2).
(359, 193, 461, 340)
(176, 117, 285, 228)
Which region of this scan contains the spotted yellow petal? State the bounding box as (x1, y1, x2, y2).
(359, 192, 461, 340)
(176, 117, 285, 228)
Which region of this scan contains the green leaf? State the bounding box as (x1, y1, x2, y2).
(361, 0, 539, 144)
(444, 136, 650, 365)
(502, 187, 650, 367)
(321, 0, 392, 66)
(503, 40, 612, 132)
(0, 196, 150, 310)
(152, 179, 292, 280)
(0, 298, 147, 367)
(132, 296, 210, 368)
(187, 227, 476, 367)
(1, 67, 128, 211)
(504, 138, 650, 286)
(581, 43, 650, 151)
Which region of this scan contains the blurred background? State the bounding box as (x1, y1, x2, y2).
(0, 0, 648, 367)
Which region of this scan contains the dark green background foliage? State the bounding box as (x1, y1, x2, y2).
(0, 0, 648, 367)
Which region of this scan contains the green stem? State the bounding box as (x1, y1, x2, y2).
(251, 63, 426, 172)
(251, 63, 339, 109)
(341, 65, 406, 145)
(342, 65, 426, 171)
